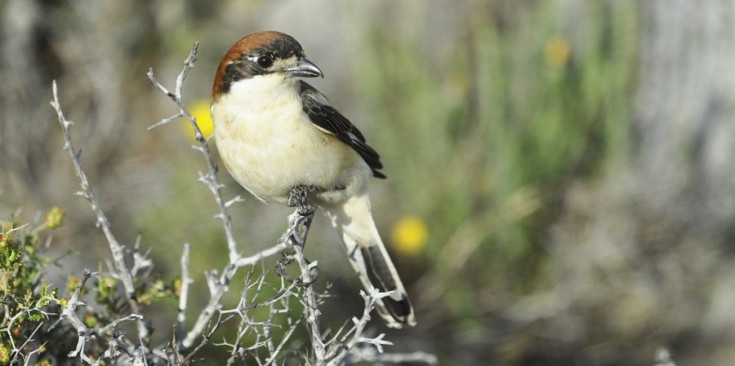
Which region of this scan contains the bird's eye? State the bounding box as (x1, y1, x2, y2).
(257, 55, 273, 68)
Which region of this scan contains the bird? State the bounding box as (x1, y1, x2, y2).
(210, 31, 416, 328)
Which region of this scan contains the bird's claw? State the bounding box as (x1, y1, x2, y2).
(288, 186, 317, 216)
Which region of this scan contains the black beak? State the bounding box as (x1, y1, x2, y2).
(284, 57, 323, 78)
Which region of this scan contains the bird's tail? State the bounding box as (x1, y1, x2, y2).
(323, 193, 416, 328)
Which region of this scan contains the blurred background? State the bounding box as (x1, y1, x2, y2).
(2, 0, 735, 365)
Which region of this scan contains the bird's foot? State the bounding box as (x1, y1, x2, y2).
(288, 185, 320, 216)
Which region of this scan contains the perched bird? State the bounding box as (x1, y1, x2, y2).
(210, 31, 416, 328)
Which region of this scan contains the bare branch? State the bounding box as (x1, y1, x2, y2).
(262, 187, 350, 363)
(324, 288, 392, 365)
(147, 112, 184, 131)
(282, 209, 326, 361)
(51, 80, 150, 350)
(234, 242, 288, 268)
(347, 351, 439, 365)
(62, 270, 96, 356)
(60, 270, 143, 363)
(177, 243, 191, 344)
(147, 43, 290, 352)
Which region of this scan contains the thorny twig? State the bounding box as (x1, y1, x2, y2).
(3, 297, 54, 365)
(146, 42, 239, 260)
(177, 243, 191, 344)
(51, 80, 150, 351)
(60, 270, 144, 363)
(278, 206, 326, 360)
(147, 43, 287, 351)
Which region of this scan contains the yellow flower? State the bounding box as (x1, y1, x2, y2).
(390, 216, 429, 256)
(183, 99, 214, 140)
(544, 35, 571, 69)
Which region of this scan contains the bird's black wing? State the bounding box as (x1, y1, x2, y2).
(299, 81, 386, 179)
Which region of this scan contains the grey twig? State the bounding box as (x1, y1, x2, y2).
(147, 43, 286, 352)
(60, 270, 96, 360)
(347, 351, 439, 365)
(280, 208, 326, 361)
(324, 288, 391, 366)
(177, 243, 191, 344)
(146, 42, 237, 261)
(60, 270, 144, 364)
(51, 81, 150, 350)
(3, 302, 52, 365)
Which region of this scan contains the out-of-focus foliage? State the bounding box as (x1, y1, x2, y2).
(0, 209, 183, 364)
(1, 210, 74, 364)
(2, 0, 735, 365)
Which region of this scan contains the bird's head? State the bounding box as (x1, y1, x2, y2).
(212, 31, 323, 100)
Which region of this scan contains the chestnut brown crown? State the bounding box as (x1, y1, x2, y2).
(212, 31, 322, 99)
